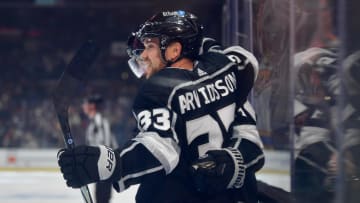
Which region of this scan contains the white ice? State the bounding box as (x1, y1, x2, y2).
(0, 171, 289, 203)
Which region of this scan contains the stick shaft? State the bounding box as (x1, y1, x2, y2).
(53, 40, 100, 203)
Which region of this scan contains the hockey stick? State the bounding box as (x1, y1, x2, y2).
(53, 40, 100, 203)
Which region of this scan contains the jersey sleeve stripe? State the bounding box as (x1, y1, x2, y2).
(242, 100, 257, 122)
(116, 165, 164, 192)
(134, 131, 181, 174)
(120, 141, 142, 157)
(199, 37, 223, 55)
(245, 153, 265, 169)
(232, 125, 264, 149)
(223, 46, 259, 81)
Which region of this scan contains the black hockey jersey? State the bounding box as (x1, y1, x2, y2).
(114, 45, 264, 199)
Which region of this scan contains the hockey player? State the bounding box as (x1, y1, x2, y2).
(58, 10, 264, 203)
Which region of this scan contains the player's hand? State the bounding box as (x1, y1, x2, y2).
(57, 145, 121, 188)
(190, 148, 245, 194)
(199, 37, 222, 54)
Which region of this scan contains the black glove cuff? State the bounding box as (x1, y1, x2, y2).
(223, 148, 246, 188)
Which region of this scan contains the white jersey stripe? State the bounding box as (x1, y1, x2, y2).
(134, 132, 180, 174)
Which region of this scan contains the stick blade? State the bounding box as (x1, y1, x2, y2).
(66, 40, 101, 81)
(53, 40, 100, 111)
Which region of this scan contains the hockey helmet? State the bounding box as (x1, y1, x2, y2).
(136, 10, 203, 61)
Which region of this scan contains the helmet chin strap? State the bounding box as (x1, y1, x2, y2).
(166, 56, 183, 67)
(160, 47, 183, 67)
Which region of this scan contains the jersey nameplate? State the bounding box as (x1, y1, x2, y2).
(178, 72, 237, 114)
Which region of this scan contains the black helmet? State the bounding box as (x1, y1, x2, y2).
(136, 10, 203, 60)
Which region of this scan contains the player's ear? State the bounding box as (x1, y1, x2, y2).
(166, 42, 182, 61)
(173, 41, 182, 56)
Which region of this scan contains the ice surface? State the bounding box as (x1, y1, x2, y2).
(0, 171, 289, 203)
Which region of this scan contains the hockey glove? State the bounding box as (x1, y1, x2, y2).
(191, 148, 245, 194)
(57, 145, 121, 188)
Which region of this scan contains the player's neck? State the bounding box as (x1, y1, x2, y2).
(171, 58, 193, 70)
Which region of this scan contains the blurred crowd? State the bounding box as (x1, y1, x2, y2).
(0, 8, 141, 148)
(0, 44, 140, 149)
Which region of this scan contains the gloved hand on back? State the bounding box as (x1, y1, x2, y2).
(191, 148, 246, 194)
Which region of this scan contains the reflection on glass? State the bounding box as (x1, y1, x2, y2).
(292, 0, 338, 202)
(293, 46, 338, 203)
(292, 0, 360, 202)
(342, 50, 360, 203)
(342, 4, 360, 202)
(253, 0, 291, 150)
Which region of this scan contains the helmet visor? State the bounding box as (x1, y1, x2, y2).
(128, 56, 147, 78)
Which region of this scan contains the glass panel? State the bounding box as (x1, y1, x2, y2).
(338, 0, 360, 202)
(291, 0, 339, 202)
(253, 0, 292, 150)
(252, 0, 292, 193)
(290, 0, 360, 202)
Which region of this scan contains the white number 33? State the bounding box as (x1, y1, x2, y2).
(137, 108, 171, 131)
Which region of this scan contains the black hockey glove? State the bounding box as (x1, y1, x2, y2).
(57, 145, 121, 188)
(191, 148, 245, 194)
